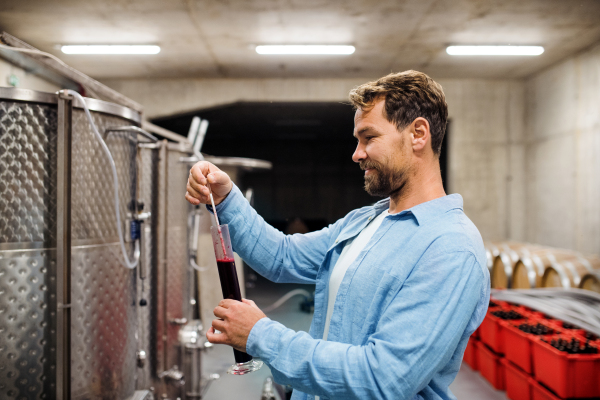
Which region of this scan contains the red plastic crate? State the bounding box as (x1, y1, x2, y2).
(501, 320, 558, 374)
(480, 303, 530, 354)
(475, 341, 506, 390)
(502, 321, 534, 374)
(480, 312, 506, 354)
(502, 358, 532, 400)
(531, 337, 600, 398)
(530, 378, 561, 400)
(463, 338, 478, 370)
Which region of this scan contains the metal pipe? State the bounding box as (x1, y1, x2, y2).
(56, 91, 73, 400)
(106, 125, 159, 143)
(158, 140, 170, 375)
(142, 120, 190, 144)
(193, 119, 209, 158)
(187, 116, 201, 144)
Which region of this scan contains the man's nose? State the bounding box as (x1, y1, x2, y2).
(352, 143, 366, 163)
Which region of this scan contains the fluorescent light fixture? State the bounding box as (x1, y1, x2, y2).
(446, 45, 544, 56)
(61, 45, 161, 55)
(256, 45, 355, 55)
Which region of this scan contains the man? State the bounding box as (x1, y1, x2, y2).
(185, 70, 490, 400)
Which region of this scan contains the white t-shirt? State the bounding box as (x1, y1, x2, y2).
(322, 209, 389, 341)
(315, 209, 388, 400)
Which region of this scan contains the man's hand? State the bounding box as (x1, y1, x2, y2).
(185, 161, 233, 206)
(207, 299, 267, 352)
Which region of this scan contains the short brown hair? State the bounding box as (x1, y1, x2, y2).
(349, 70, 448, 155)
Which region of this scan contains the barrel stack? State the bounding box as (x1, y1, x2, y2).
(484, 242, 600, 294)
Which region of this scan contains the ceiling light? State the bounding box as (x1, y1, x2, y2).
(61, 45, 161, 55)
(255, 45, 355, 55)
(446, 46, 544, 56)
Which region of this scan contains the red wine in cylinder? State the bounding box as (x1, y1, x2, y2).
(216, 258, 242, 300)
(216, 257, 253, 364)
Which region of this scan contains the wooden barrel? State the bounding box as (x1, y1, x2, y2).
(541, 254, 599, 289)
(512, 248, 575, 289)
(484, 242, 500, 273)
(579, 270, 600, 294)
(491, 242, 536, 289)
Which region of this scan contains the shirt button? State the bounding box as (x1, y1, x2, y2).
(335, 240, 338, 243)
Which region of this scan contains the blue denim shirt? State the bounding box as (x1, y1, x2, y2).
(213, 184, 490, 400)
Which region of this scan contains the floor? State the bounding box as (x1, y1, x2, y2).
(202, 273, 508, 400)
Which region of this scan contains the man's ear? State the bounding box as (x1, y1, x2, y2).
(411, 117, 430, 153)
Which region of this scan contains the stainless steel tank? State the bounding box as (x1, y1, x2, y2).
(137, 141, 200, 399)
(0, 88, 59, 400)
(0, 88, 150, 400)
(0, 87, 265, 400)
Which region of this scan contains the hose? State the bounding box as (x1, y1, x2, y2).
(262, 289, 313, 313)
(63, 89, 140, 269)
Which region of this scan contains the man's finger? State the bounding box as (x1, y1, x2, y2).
(218, 299, 237, 308)
(186, 182, 203, 199)
(211, 318, 227, 332)
(242, 298, 259, 309)
(207, 171, 228, 186)
(188, 175, 209, 195)
(213, 305, 228, 319)
(206, 326, 227, 344)
(190, 165, 208, 185)
(185, 192, 200, 205)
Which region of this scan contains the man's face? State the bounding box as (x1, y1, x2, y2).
(352, 98, 412, 197)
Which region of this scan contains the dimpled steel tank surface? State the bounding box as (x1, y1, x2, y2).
(0, 88, 142, 400)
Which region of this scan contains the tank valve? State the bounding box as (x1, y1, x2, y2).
(261, 377, 277, 400)
(159, 366, 184, 383)
(137, 350, 147, 368)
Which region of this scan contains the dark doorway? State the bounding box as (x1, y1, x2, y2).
(152, 102, 375, 231)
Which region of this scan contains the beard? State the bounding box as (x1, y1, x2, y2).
(360, 159, 408, 198)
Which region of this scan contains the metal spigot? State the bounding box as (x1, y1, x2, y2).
(136, 350, 147, 368)
(261, 377, 277, 400)
(159, 366, 184, 383)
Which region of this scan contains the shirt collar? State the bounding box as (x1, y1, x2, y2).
(372, 194, 464, 225)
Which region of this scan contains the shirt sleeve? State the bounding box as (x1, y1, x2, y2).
(210, 184, 345, 284)
(246, 250, 485, 399)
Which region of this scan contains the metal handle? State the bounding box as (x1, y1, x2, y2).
(106, 125, 158, 142)
(159, 366, 184, 382)
(193, 119, 209, 158)
(188, 209, 208, 272)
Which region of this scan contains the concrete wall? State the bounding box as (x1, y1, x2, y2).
(525, 43, 600, 254)
(443, 80, 526, 242)
(104, 76, 526, 241)
(0, 57, 60, 92)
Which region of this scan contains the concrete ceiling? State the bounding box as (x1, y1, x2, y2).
(1, 0, 600, 80)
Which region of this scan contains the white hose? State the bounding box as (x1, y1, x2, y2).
(262, 289, 312, 313)
(64, 89, 140, 269)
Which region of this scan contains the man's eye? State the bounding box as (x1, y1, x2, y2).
(366, 136, 374, 141)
